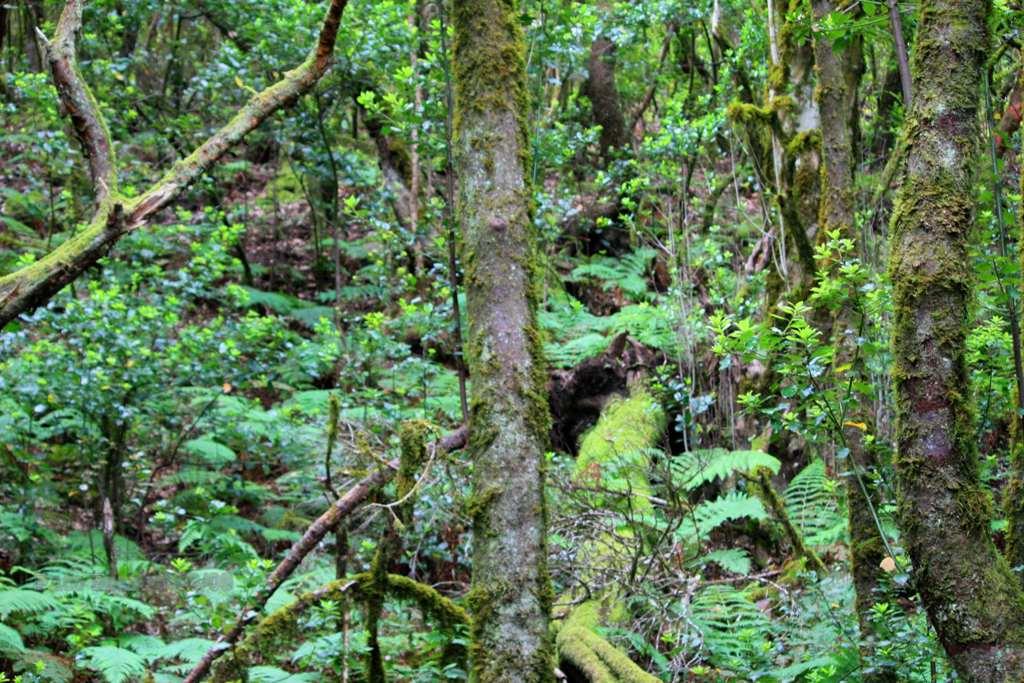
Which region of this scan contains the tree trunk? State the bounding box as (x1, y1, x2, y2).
(811, 3, 895, 680)
(453, 0, 554, 680)
(889, 0, 1024, 678)
(584, 36, 628, 161)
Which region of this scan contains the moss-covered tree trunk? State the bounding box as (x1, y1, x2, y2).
(811, 3, 894, 679)
(889, 0, 1024, 678)
(453, 0, 554, 680)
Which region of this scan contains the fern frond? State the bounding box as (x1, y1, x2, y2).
(247, 666, 320, 682)
(692, 548, 753, 575)
(155, 637, 219, 668)
(0, 623, 25, 655)
(671, 449, 781, 491)
(78, 645, 147, 683)
(0, 588, 62, 619)
(783, 460, 846, 547)
(691, 584, 774, 669)
(685, 491, 768, 540)
(569, 248, 657, 300)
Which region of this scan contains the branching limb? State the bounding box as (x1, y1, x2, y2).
(44, 0, 118, 204)
(182, 426, 467, 683)
(210, 572, 469, 682)
(0, 0, 351, 330)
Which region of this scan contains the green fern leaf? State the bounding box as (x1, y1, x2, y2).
(183, 437, 236, 466)
(692, 548, 752, 575)
(671, 449, 781, 491)
(0, 623, 25, 655)
(0, 588, 62, 619)
(783, 460, 846, 547)
(691, 584, 774, 669)
(248, 666, 320, 682)
(79, 645, 147, 683)
(686, 491, 768, 540)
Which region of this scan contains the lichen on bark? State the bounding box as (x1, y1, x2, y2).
(453, 0, 554, 679)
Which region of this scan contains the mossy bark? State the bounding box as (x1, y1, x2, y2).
(453, 0, 554, 680)
(811, 3, 894, 679)
(584, 36, 628, 161)
(889, 0, 1024, 678)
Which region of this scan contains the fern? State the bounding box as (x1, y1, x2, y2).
(78, 645, 147, 683)
(0, 622, 25, 655)
(783, 460, 846, 547)
(691, 584, 774, 670)
(689, 491, 769, 539)
(544, 332, 612, 367)
(569, 247, 657, 300)
(56, 588, 155, 622)
(671, 448, 781, 491)
(183, 437, 237, 466)
(0, 588, 62, 619)
(154, 637, 219, 673)
(248, 666, 320, 683)
(604, 303, 676, 351)
(692, 548, 753, 575)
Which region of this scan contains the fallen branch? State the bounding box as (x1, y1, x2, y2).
(557, 626, 659, 683)
(211, 572, 469, 682)
(181, 426, 467, 683)
(0, 0, 350, 329)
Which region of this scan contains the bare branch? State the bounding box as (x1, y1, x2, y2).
(180, 426, 467, 683)
(0, 0, 351, 330)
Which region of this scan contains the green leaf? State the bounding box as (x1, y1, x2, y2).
(0, 623, 25, 655)
(184, 437, 236, 466)
(671, 449, 781, 491)
(0, 588, 62, 619)
(79, 645, 147, 683)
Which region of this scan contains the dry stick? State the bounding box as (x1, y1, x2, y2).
(181, 426, 467, 683)
(0, 0, 350, 329)
(437, 4, 469, 424)
(885, 0, 912, 110)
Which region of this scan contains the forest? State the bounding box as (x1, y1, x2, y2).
(1, 0, 1024, 680)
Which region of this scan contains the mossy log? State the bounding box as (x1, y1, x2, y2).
(554, 390, 664, 683)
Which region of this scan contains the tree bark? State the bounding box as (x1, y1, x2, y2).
(453, 0, 554, 679)
(584, 36, 628, 161)
(889, 0, 1024, 679)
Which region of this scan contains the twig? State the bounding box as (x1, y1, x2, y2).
(181, 426, 466, 683)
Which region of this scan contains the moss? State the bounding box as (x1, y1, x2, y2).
(786, 130, 820, 158)
(575, 387, 666, 514)
(886, 0, 1024, 675)
(397, 419, 432, 510)
(452, 0, 531, 163)
(556, 626, 659, 683)
(726, 100, 773, 125)
(211, 573, 468, 681)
